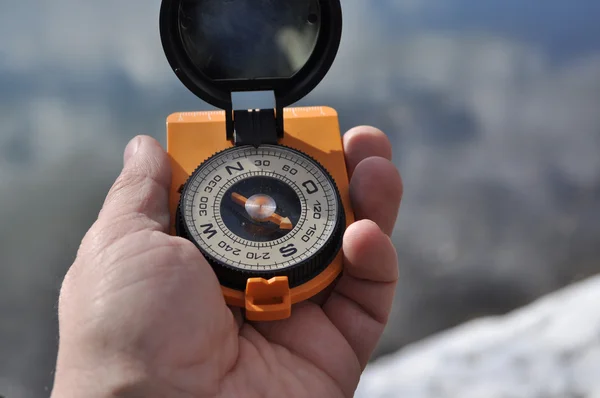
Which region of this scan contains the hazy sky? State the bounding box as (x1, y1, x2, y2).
(1, 0, 600, 184)
(2, 1, 600, 396)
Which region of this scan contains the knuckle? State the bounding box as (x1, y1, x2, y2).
(106, 230, 202, 269)
(167, 235, 205, 264)
(78, 215, 132, 257)
(108, 168, 148, 200)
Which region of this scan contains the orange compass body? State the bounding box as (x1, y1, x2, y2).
(159, 0, 352, 321)
(166, 108, 354, 321)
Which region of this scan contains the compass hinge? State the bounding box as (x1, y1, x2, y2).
(231, 108, 283, 147)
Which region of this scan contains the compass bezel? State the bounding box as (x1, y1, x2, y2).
(175, 144, 345, 292)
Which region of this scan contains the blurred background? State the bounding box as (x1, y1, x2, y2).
(2, 0, 600, 396)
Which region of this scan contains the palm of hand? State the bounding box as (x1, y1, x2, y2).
(52, 128, 402, 398)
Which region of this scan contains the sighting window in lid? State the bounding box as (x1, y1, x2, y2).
(160, 0, 342, 110)
(179, 0, 322, 80)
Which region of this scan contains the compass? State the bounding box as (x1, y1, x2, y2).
(175, 144, 345, 291)
(160, 0, 350, 321)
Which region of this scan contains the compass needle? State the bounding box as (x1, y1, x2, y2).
(231, 192, 248, 207)
(232, 191, 295, 230)
(268, 213, 294, 230)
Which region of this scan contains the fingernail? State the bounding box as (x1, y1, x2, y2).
(124, 136, 141, 165)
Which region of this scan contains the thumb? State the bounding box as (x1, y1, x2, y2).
(99, 135, 172, 232)
(79, 136, 172, 258)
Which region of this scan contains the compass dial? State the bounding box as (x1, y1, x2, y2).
(176, 145, 345, 291)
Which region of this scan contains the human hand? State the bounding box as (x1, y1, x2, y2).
(51, 126, 403, 398)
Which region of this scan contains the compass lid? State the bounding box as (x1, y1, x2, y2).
(159, 0, 342, 113)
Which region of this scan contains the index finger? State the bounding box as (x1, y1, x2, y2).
(343, 126, 400, 236)
(343, 126, 393, 176)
